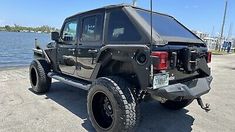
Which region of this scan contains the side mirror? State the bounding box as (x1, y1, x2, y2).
(51, 32, 60, 42)
(63, 36, 73, 41)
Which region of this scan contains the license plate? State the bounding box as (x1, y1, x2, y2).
(153, 73, 169, 89)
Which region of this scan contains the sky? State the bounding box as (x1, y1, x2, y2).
(0, 0, 234, 37)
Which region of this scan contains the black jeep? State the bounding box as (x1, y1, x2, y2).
(29, 4, 212, 132)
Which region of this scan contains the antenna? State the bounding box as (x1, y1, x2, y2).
(150, 0, 154, 79)
(150, 0, 153, 51)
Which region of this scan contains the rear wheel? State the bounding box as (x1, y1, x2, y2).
(87, 76, 139, 132)
(29, 60, 51, 93)
(160, 99, 194, 110)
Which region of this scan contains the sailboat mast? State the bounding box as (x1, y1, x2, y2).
(132, 0, 137, 6)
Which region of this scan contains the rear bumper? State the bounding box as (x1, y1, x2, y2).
(148, 76, 213, 101)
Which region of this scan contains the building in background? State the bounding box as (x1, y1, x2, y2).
(192, 30, 217, 50)
(192, 30, 209, 39)
(191, 30, 235, 51)
(203, 37, 218, 50)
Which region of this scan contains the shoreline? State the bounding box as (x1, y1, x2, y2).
(0, 30, 50, 34)
(0, 65, 28, 71)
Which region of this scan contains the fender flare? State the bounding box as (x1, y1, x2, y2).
(92, 45, 151, 89)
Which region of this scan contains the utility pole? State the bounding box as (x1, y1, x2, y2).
(217, 0, 228, 51)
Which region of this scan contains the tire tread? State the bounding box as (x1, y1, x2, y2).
(29, 59, 51, 93)
(88, 76, 140, 132)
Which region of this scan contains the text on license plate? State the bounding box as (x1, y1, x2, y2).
(153, 73, 169, 89)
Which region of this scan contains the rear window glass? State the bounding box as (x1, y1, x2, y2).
(136, 9, 199, 40)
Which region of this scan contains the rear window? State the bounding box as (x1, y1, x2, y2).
(136, 9, 199, 40)
(107, 10, 142, 43)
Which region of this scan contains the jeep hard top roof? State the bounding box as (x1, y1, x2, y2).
(67, 4, 172, 21)
(66, 4, 204, 45)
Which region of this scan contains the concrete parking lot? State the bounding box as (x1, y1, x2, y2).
(0, 54, 235, 132)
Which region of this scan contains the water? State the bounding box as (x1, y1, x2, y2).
(0, 31, 51, 68)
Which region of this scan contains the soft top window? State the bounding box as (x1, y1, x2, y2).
(81, 15, 102, 42)
(136, 9, 199, 40)
(62, 21, 77, 42)
(107, 9, 142, 43)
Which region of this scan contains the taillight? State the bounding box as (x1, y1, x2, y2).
(207, 51, 212, 63)
(151, 51, 169, 70)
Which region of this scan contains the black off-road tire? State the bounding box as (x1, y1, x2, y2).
(29, 59, 51, 93)
(160, 99, 194, 110)
(87, 76, 140, 132)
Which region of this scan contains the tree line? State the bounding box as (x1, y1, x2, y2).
(0, 24, 59, 33)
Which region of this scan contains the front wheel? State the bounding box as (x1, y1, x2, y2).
(160, 99, 194, 110)
(87, 76, 139, 132)
(29, 59, 51, 93)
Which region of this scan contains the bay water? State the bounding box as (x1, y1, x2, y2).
(0, 31, 51, 68)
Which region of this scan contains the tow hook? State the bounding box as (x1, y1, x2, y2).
(197, 97, 210, 112)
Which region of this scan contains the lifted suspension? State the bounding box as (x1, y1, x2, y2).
(197, 97, 210, 112)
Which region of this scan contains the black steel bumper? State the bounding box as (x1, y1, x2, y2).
(148, 76, 213, 101)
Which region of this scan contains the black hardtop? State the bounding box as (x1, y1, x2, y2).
(65, 4, 174, 20)
(64, 4, 204, 44)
